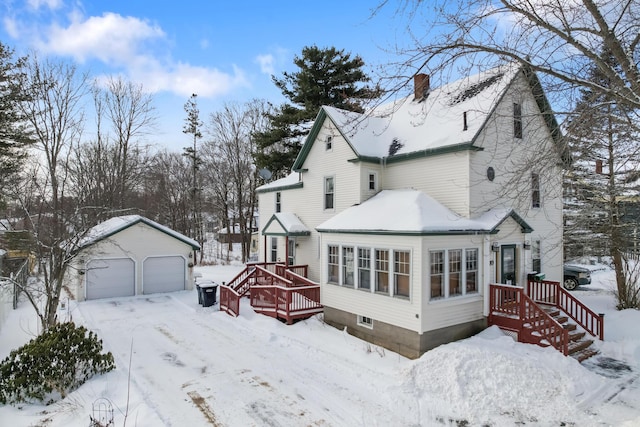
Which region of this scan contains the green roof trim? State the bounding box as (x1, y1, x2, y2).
(347, 142, 483, 164)
(262, 214, 311, 237)
(316, 229, 493, 236)
(256, 181, 303, 194)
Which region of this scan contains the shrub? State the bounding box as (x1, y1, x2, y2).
(0, 322, 115, 405)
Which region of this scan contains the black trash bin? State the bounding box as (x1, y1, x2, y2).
(199, 281, 218, 307)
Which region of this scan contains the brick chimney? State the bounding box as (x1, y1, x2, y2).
(414, 73, 430, 100)
(595, 159, 603, 174)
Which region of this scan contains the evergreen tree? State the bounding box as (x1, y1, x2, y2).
(564, 50, 640, 308)
(254, 46, 380, 179)
(0, 42, 33, 202)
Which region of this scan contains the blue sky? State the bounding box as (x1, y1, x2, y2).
(1, 0, 409, 151)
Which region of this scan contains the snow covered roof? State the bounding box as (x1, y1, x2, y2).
(256, 172, 303, 193)
(293, 64, 525, 170)
(316, 189, 532, 235)
(78, 215, 200, 250)
(262, 212, 311, 236)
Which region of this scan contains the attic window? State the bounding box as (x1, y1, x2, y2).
(450, 73, 504, 105)
(326, 135, 333, 151)
(463, 111, 468, 131)
(388, 138, 403, 156)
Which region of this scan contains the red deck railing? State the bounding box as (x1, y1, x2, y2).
(527, 280, 604, 340)
(489, 284, 569, 355)
(219, 263, 321, 323)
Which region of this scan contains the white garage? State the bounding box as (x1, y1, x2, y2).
(143, 256, 186, 294)
(86, 258, 135, 300)
(68, 215, 200, 302)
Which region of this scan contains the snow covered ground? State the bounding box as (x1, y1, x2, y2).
(1, 263, 639, 426)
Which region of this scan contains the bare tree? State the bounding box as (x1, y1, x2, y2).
(97, 76, 157, 209)
(377, 1, 640, 110)
(380, 1, 640, 306)
(16, 55, 89, 331)
(203, 99, 269, 262)
(144, 150, 193, 235)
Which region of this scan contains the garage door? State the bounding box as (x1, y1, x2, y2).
(86, 258, 135, 300)
(143, 256, 185, 294)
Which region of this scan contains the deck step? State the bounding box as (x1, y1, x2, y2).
(571, 348, 599, 363)
(569, 339, 594, 355)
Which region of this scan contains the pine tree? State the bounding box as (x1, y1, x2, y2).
(564, 50, 640, 308)
(254, 46, 380, 179)
(0, 42, 33, 203)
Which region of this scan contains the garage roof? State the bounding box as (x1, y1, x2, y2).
(77, 215, 201, 250)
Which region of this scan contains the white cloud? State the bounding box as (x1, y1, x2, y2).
(37, 12, 165, 65)
(126, 59, 249, 98)
(255, 47, 289, 76)
(27, 0, 63, 10)
(255, 54, 275, 75)
(25, 11, 248, 98)
(3, 17, 19, 39)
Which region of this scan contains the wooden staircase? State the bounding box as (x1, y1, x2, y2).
(489, 280, 603, 363)
(541, 305, 599, 362)
(219, 262, 322, 324)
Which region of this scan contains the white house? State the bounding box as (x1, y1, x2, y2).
(256, 63, 565, 358)
(68, 215, 200, 301)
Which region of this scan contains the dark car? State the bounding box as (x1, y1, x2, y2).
(563, 264, 592, 290)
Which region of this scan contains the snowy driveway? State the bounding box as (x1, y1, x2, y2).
(76, 290, 411, 427)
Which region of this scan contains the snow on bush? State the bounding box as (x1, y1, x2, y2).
(0, 322, 115, 405)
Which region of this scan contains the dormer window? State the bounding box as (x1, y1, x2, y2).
(326, 135, 332, 151)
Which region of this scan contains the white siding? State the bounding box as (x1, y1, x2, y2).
(71, 222, 195, 301)
(468, 72, 563, 281)
(320, 233, 423, 332)
(420, 234, 485, 332)
(383, 152, 471, 216)
(259, 119, 369, 281)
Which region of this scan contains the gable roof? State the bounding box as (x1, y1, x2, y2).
(262, 212, 311, 236)
(293, 63, 562, 170)
(316, 189, 532, 235)
(78, 215, 200, 250)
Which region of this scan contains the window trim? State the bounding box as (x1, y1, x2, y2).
(324, 176, 335, 210)
(430, 247, 480, 301)
(368, 171, 377, 191)
(357, 315, 373, 329)
(393, 250, 411, 299)
(357, 247, 371, 291)
(327, 244, 339, 284)
(532, 172, 541, 208)
(325, 245, 411, 300)
(513, 102, 523, 139)
(342, 246, 354, 287)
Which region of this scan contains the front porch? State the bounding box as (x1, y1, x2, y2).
(489, 280, 604, 361)
(219, 262, 323, 324)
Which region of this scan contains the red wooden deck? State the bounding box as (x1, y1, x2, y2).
(489, 280, 604, 357)
(219, 263, 322, 324)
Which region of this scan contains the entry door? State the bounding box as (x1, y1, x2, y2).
(501, 245, 517, 285)
(287, 238, 296, 265)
